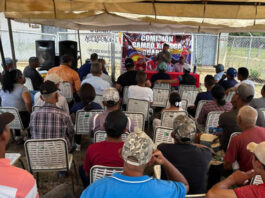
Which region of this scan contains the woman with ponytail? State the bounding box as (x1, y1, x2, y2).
(197, 84, 232, 127)
(0, 69, 32, 142)
(70, 83, 102, 151)
(153, 91, 184, 129)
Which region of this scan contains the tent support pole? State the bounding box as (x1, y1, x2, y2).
(216, 33, 221, 64)
(7, 18, 16, 68)
(77, 30, 82, 66)
(0, 35, 7, 71)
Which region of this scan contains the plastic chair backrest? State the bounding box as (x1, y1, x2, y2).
(179, 85, 198, 97)
(166, 99, 188, 111)
(205, 111, 223, 133)
(195, 100, 209, 119)
(124, 112, 145, 130)
(24, 138, 69, 172)
(182, 90, 199, 107)
(94, 131, 129, 143)
(25, 77, 34, 91)
(225, 91, 235, 102)
(122, 86, 129, 105)
(90, 165, 123, 184)
(152, 88, 170, 107)
(0, 107, 24, 130)
(153, 126, 174, 145)
(161, 110, 187, 128)
(127, 99, 149, 121)
(75, 110, 103, 135)
(94, 95, 104, 108)
(59, 82, 73, 102)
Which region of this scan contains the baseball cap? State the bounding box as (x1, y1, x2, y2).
(183, 64, 191, 72)
(2, 57, 17, 66)
(40, 80, 59, 95)
(158, 62, 168, 71)
(125, 58, 134, 68)
(103, 87, 119, 103)
(236, 83, 254, 102)
(0, 112, 14, 135)
(247, 141, 265, 165)
(173, 115, 196, 142)
(214, 64, 225, 72)
(122, 128, 156, 166)
(227, 67, 237, 78)
(45, 73, 62, 84)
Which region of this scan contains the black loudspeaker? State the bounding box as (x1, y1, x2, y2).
(59, 40, 78, 68)
(35, 40, 55, 70)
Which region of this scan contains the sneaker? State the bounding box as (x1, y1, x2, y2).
(76, 144, 81, 151)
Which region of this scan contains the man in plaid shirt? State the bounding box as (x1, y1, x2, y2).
(30, 80, 74, 150)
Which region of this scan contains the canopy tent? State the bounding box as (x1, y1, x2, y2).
(1, 0, 265, 33)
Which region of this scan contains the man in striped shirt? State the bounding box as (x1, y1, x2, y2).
(30, 81, 74, 150)
(0, 112, 39, 198)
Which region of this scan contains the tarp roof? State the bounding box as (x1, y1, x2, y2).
(1, 0, 265, 33)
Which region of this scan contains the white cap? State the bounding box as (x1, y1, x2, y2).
(45, 73, 62, 84)
(247, 141, 265, 165)
(183, 64, 191, 72)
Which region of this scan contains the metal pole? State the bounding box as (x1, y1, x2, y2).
(7, 18, 16, 68)
(216, 33, 221, 64)
(246, 32, 252, 68)
(77, 30, 82, 66)
(0, 35, 7, 71)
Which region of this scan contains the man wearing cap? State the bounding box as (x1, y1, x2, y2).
(0, 112, 38, 197)
(158, 115, 212, 194)
(213, 64, 225, 82)
(47, 55, 81, 94)
(207, 141, 265, 198)
(150, 62, 171, 87)
(81, 129, 189, 198)
(173, 56, 190, 72)
(34, 73, 69, 114)
(23, 57, 43, 91)
(116, 58, 138, 93)
(89, 87, 134, 136)
(81, 62, 110, 95)
(80, 110, 127, 187)
(219, 83, 265, 152)
(2, 57, 16, 72)
(218, 67, 238, 90)
(30, 81, 74, 150)
(224, 105, 265, 172)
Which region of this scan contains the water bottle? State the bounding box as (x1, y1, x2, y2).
(193, 65, 197, 74)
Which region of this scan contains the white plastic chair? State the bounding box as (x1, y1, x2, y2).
(179, 85, 199, 97)
(251, 175, 264, 185)
(94, 95, 104, 108)
(185, 194, 206, 198)
(127, 98, 150, 122)
(153, 83, 170, 90)
(195, 100, 209, 119)
(259, 108, 265, 119)
(122, 86, 129, 105)
(25, 77, 34, 91)
(227, 132, 241, 171)
(225, 91, 235, 102)
(205, 111, 223, 133)
(94, 131, 129, 143)
(124, 112, 145, 130)
(59, 82, 73, 103)
(153, 126, 174, 145)
(24, 138, 78, 192)
(152, 88, 170, 107)
(75, 110, 103, 135)
(166, 99, 188, 111)
(90, 165, 123, 184)
(182, 90, 200, 107)
(5, 153, 25, 168)
(161, 110, 187, 128)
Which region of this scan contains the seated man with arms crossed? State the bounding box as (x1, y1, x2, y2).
(158, 114, 212, 194)
(80, 110, 128, 187)
(0, 113, 38, 197)
(207, 141, 265, 198)
(81, 129, 189, 198)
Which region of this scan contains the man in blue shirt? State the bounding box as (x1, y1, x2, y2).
(187, 75, 214, 117)
(78, 53, 98, 81)
(81, 129, 189, 198)
(218, 67, 238, 90)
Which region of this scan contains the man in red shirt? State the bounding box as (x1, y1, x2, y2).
(206, 141, 265, 198)
(80, 110, 128, 187)
(224, 105, 265, 171)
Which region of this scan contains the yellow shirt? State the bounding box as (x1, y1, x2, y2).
(47, 65, 81, 93)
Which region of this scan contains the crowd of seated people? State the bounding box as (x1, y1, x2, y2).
(2, 54, 265, 198)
